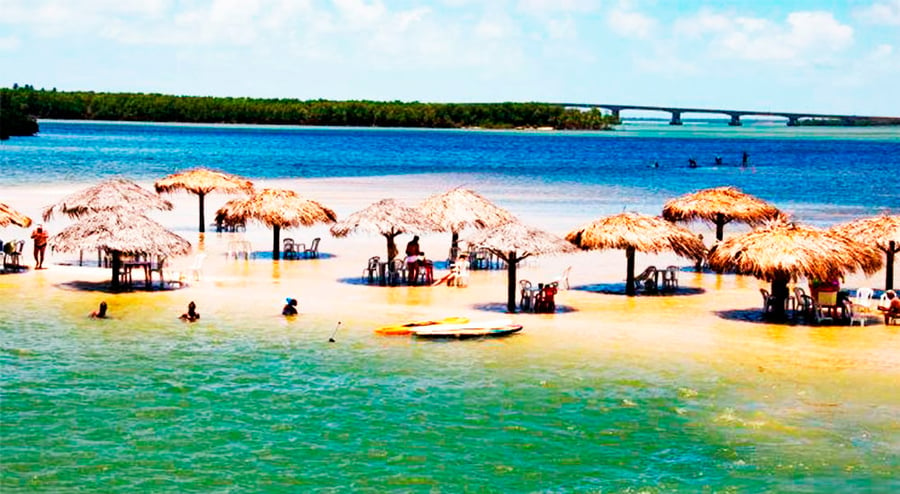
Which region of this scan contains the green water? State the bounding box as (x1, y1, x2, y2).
(3, 301, 898, 493)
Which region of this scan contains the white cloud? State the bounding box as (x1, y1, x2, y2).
(855, 0, 900, 25)
(516, 0, 597, 14)
(0, 35, 21, 51)
(606, 7, 656, 39)
(674, 10, 853, 64)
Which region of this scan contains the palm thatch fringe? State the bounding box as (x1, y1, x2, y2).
(154, 168, 254, 233)
(830, 214, 900, 289)
(419, 187, 516, 257)
(465, 220, 576, 313)
(330, 198, 439, 261)
(42, 178, 172, 221)
(0, 202, 33, 228)
(217, 188, 337, 260)
(662, 186, 782, 241)
(566, 212, 706, 296)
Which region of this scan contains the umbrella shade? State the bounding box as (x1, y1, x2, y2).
(466, 220, 576, 313)
(217, 188, 337, 260)
(154, 168, 254, 233)
(42, 178, 172, 221)
(49, 210, 191, 288)
(662, 186, 781, 241)
(566, 212, 706, 296)
(330, 198, 438, 261)
(709, 220, 883, 318)
(419, 187, 517, 257)
(0, 202, 33, 228)
(830, 215, 900, 289)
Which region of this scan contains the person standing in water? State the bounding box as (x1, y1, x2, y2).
(30, 224, 49, 269)
(742, 151, 749, 167)
(180, 301, 200, 322)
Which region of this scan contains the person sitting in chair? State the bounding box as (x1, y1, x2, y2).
(405, 235, 423, 285)
(878, 290, 900, 325)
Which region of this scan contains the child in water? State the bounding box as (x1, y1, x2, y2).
(282, 298, 298, 316)
(180, 301, 200, 322)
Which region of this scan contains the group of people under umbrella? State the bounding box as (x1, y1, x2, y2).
(3, 172, 898, 322)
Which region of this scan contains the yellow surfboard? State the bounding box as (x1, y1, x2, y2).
(374, 317, 470, 336)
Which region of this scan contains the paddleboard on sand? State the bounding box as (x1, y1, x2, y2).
(374, 316, 470, 336)
(412, 319, 523, 339)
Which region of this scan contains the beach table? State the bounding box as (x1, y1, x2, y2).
(122, 260, 152, 288)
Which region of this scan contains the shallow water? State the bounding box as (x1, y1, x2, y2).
(1, 121, 899, 491)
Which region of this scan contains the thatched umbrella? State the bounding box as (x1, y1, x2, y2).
(49, 211, 191, 289)
(566, 212, 706, 296)
(154, 168, 254, 233)
(330, 199, 438, 261)
(42, 178, 173, 221)
(419, 187, 517, 259)
(662, 186, 781, 241)
(830, 214, 900, 290)
(466, 220, 576, 313)
(0, 202, 33, 228)
(216, 188, 337, 260)
(709, 220, 882, 319)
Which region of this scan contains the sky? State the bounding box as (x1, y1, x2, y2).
(2, 0, 899, 116)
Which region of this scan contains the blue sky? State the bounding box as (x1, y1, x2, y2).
(2, 0, 899, 115)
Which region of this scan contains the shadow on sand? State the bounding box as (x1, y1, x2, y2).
(573, 283, 706, 297)
(471, 302, 578, 314)
(714, 308, 866, 327)
(56, 280, 186, 293)
(249, 252, 337, 261)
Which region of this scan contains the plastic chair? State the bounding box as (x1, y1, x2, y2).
(552, 266, 572, 290)
(519, 280, 536, 312)
(362, 256, 380, 283)
(632, 266, 657, 293)
(534, 282, 559, 313)
(417, 260, 434, 285)
(662, 266, 679, 290)
(300, 238, 321, 259)
(283, 238, 297, 260)
(388, 258, 406, 286)
(189, 253, 206, 282)
(760, 288, 776, 314)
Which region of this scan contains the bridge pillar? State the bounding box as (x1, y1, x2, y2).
(669, 111, 682, 126)
(787, 116, 799, 126)
(610, 108, 620, 121)
(728, 114, 742, 126)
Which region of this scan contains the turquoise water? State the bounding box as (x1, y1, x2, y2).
(2, 120, 900, 491)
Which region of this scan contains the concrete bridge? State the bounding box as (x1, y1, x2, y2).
(556, 103, 900, 126)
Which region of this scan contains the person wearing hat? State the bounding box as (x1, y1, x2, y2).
(282, 298, 298, 316)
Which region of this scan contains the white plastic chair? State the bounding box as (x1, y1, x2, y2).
(189, 253, 206, 281)
(552, 266, 572, 291)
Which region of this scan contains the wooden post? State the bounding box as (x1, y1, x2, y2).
(715, 213, 725, 241)
(507, 251, 517, 313)
(887, 241, 896, 290)
(272, 225, 281, 260)
(198, 192, 206, 233)
(625, 246, 636, 296)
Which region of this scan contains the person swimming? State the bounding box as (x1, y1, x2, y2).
(282, 298, 298, 316)
(180, 301, 200, 322)
(688, 158, 698, 168)
(90, 301, 108, 319)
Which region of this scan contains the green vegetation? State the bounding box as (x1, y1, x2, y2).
(1, 86, 618, 131)
(0, 86, 40, 139)
(797, 117, 900, 126)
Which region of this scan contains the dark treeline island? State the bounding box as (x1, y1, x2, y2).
(1, 85, 618, 137)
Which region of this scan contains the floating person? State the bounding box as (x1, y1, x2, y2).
(180, 301, 200, 322)
(649, 161, 659, 168)
(688, 158, 698, 168)
(282, 297, 299, 316)
(742, 151, 749, 167)
(714, 156, 723, 165)
(90, 301, 108, 319)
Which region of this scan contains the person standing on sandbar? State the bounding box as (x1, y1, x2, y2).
(30, 224, 49, 269)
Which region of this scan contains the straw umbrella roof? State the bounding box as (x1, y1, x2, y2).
(330, 199, 439, 261)
(419, 187, 516, 234)
(566, 212, 706, 258)
(708, 220, 882, 282)
(566, 212, 706, 296)
(662, 186, 782, 241)
(42, 178, 173, 221)
(465, 220, 576, 313)
(830, 214, 900, 252)
(217, 188, 337, 260)
(50, 211, 191, 257)
(154, 168, 254, 196)
(154, 168, 254, 233)
(0, 202, 33, 228)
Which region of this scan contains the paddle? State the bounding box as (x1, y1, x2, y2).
(328, 321, 342, 343)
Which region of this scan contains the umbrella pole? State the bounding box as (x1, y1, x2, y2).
(451, 231, 460, 261)
(386, 234, 398, 261)
(715, 213, 725, 242)
(625, 246, 636, 296)
(770, 277, 789, 320)
(507, 251, 517, 313)
(272, 225, 281, 260)
(111, 251, 122, 290)
(887, 241, 896, 290)
(198, 192, 206, 233)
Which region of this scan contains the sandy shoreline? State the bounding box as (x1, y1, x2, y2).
(2, 175, 898, 381)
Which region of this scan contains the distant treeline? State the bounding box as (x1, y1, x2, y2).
(797, 117, 900, 127)
(1, 85, 618, 131)
(0, 88, 39, 139)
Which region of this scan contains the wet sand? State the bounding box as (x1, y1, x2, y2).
(2, 175, 899, 382)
